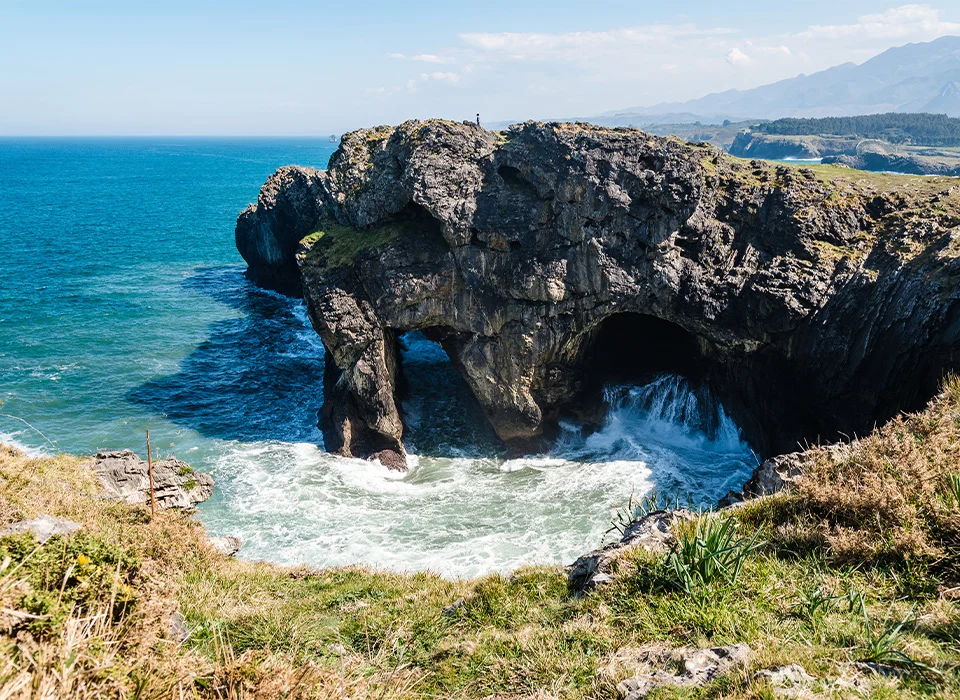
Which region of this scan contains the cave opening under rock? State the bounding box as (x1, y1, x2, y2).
(582, 313, 707, 390)
(567, 313, 721, 433)
(395, 331, 504, 458)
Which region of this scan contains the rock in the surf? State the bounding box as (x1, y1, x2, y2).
(208, 535, 243, 556)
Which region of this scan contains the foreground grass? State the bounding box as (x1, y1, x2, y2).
(3, 384, 960, 697)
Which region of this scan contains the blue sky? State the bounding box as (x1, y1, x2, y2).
(2, 1, 959, 135)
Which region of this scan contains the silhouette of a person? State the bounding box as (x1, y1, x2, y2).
(476, 113, 480, 126)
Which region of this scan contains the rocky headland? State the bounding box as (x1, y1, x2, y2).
(237, 120, 960, 469)
(730, 130, 960, 176)
(822, 152, 960, 177)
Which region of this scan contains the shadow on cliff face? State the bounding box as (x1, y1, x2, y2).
(583, 314, 707, 389)
(128, 266, 326, 443)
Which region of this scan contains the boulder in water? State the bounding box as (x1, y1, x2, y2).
(208, 536, 243, 556)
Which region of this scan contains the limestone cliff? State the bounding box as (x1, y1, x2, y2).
(237, 120, 960, 469)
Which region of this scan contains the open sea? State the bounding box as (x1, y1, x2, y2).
(0, 138, 756, 578)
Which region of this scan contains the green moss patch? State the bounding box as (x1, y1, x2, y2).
(299, 218, 418, 272)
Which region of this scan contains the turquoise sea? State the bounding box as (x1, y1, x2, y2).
(0, 138, 756, 577)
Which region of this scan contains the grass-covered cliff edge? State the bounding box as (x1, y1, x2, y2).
(3, 382, 960, 697)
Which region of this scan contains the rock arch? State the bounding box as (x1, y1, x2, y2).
(236, 120, 960, 470)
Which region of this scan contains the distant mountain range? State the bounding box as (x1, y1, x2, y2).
(596, 35, 960, 125)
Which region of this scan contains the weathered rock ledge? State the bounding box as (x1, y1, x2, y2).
(237, 119, 960, 467)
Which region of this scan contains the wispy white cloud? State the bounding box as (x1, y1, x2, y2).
(387, 52, 447, 63)
(421, 71, 459, 83)
(799, 4, 960, 40)
(459, 25, 735, 60)
(371, 4, 960, 116)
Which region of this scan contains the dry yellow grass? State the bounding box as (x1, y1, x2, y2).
(742, 375, 960, 584)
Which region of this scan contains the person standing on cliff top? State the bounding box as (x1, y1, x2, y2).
(476, 113, 480, 126)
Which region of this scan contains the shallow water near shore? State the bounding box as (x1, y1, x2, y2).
(0, 138, 756, 577)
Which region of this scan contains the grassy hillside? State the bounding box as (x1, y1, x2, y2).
(2, 381, 960, 697)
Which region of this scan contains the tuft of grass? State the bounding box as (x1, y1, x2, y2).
(739, 374, 960, 582)
(791, 584, 841, 622)
(662, 516, 764, 594)
(945, 472, 960, 509)
(854, 593, 945, 681)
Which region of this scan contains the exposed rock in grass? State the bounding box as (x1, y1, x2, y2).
(753, 664, 816, 697)
(0, 514, 81, 543)
(740, 443, 851, 499)
(615, 643, 753, 698)
(91, 450, 213, 509)
(168, 610, 191, 643)
(568, 509, 694, 592)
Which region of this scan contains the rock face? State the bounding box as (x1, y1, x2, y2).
(92, 450, 213, 509)
(729, 131, 852, 160)
(823, 152, 960, 177)
(237, 120, 960, 466)
(236, 166, 327, 293)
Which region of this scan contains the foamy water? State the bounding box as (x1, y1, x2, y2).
(191, 326, 756, 578)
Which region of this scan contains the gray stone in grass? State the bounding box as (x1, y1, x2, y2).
(616, 644, 753, 699)
(0, 515, 82, 544)
(753, 664, 816, 696)
(168, 611, 191, 643)
(568, 509, 695, 592)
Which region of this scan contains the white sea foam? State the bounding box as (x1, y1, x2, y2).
(0, 431, 53, 457)
(197, 367, 755, 578)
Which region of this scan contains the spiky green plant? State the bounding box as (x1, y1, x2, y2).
(791, 585, 840, 621)
(856, 595, 944, 680)
(944, 472, 960, 508)
(607, 489, 687, 536)
(663, 516, 763, 594)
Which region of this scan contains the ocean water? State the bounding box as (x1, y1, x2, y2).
(0, 138, 757, 578)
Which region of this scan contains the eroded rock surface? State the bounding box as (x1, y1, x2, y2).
(92, 450, 213, 509)
(237, 120, 960, 466)
(614, 644, 753, 698)
(568, 509, 695, 592)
